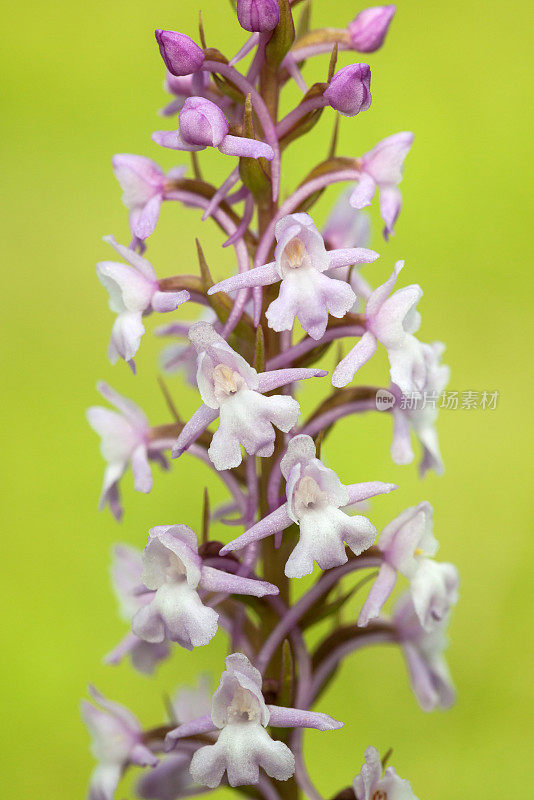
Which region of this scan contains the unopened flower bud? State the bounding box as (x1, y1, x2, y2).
(324, 64, 372, 117)
(237, 0, 280, 32)
(179, 97, 229, 147)
(155, 30, 205, 76)
(348, 5, 396, 52)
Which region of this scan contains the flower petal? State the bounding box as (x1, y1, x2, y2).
(331, 330, 378, 387)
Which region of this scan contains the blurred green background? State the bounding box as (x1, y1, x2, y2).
(2, 0, 533, 797)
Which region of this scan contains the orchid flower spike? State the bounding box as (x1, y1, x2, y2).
(208, 213, 379, 340)
(172, 323, 327, 470)
(165, 653, 343, 787)
(96, 236, 189, 370)
(131, 525, 278, 650)
(350, 131, 414, 238)
(82, 686, 158, 800)
(391, 342, 450, 476)
(353, 745, 419, 800)
(395, 593, 456, 711)
(86, 382, 165, 521)
(136, 677, 212, 800)
(153, 97, 274, 161)
(221, 434, 396, 578)
(332, 261, 426, 394)
(112, 155, 186, 242)
(359, 501, 443, 627)
(105, 545, 170, 674)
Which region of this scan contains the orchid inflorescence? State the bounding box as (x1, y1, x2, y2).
(83, 3, 459, 799)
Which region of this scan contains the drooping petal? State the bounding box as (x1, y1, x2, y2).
(331, 330, 378, 387)
(172, 404, 219, 458)
(358, 562, 397, 626)
(379, 185, 402, 238)
(165, 714, 218, 749)
(349, 173, 376, 209)
(131, 444, 153, 493)
(108, 312, 146, 364)
(391, 408, 415, 465)
(133, 193, 163, 240)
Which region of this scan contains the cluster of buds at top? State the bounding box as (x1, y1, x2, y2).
(84, 3, 458, 800)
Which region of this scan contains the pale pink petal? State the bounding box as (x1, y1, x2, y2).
(266, 706, 343, 730)
(130, 444, 153, 493)
(218, 134, 274, 160)
(172, 404, 219, 458)
(200, 566, 278, 596)
(349, 173, 376, 209)
(331, 330, 378, 387)
(208, 262, 279, 295)
(358, 562, 397, 626)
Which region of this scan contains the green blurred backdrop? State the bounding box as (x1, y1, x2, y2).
(2, 0, 533, 797)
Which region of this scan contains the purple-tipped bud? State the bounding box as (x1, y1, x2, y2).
(324, 64, 372, 117)
(155, 30, 205, 76)
(179, 97, 229, 147)
(236, 0, 280, 32)
(348, 5, 396, 53)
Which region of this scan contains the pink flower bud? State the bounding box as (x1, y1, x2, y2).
(179, 97, 229, 147)
(155, 30, 205, 76)
(324, 64, 372, 117)
(348, 5, 396, 53)
(236, 0, 280, 32)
